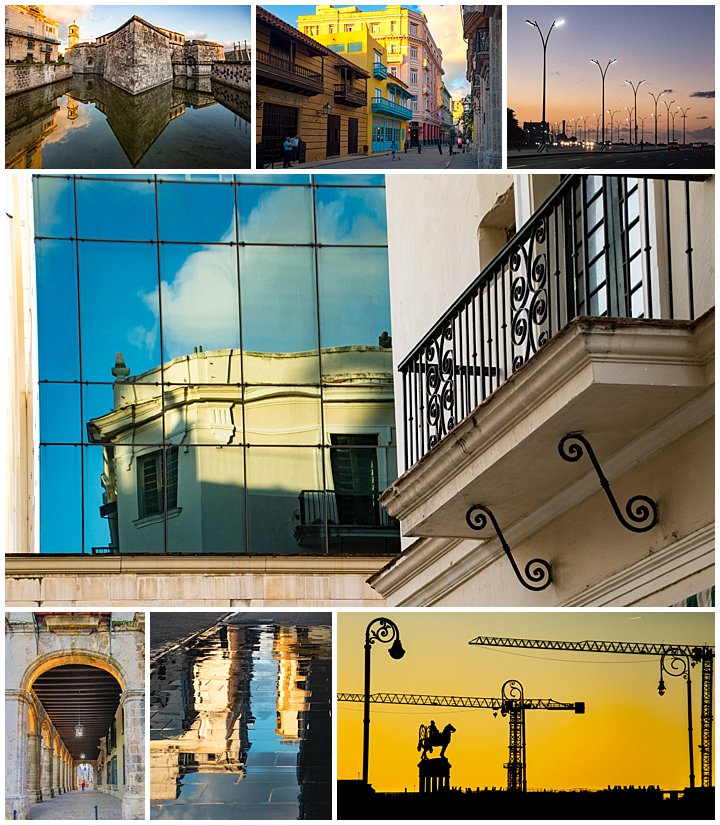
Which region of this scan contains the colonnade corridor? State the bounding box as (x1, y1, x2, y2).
(29, 789, 122, 821)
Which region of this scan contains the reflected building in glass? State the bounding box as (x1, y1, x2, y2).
(33, 174, 398, 556)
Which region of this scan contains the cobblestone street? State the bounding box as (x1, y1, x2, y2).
(28, 790, 122, 820)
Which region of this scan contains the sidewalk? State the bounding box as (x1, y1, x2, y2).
(29, 790, 122, 820)
(265, 146, 482, 171)
(509, 145, 669, 161)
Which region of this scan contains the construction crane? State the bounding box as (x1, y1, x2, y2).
(469, 636, 714, 789)
(338, 687, 585, 791)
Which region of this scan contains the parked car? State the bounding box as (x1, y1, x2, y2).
(667, 141, 680, 151)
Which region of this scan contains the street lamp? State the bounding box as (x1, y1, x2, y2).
(625, 79, 645, 146)
(606, 109, 620, 144)
(661, 98, 676, 144)
(677, 106, 691, 146)
(658, 651, 695, 789)
(592, 112, 600, 143)
(526, 18, 565, 144)
(363, 617, 405, 785)
(648, 91, 664, 145)
(639, 115, 648, 143)
(625, 106, 634, 144)
(578, 115, 587, 144)
(590, 58, 617, 145)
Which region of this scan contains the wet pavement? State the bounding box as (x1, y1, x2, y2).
(150, 616, 331, 819)
(28, 789, 121, 820)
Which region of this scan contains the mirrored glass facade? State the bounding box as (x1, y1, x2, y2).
(34, 174, 398, 554)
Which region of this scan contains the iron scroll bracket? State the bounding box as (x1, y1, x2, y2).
(465, 504, 552, 591)
(558, 432, 658, 532)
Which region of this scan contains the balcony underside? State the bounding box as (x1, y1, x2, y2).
(381, 312, 714, 540)
(256, 65, 323, 96)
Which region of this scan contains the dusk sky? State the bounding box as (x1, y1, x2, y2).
(43, 5, 251, 51)
(508, 6, 715, 142)
(338, 612, 714, 793)
(264, 4, 470, 99)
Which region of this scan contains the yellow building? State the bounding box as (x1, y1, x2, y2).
(5, 5, 60, 63)
(297, 5, 443, 145)
(305, 27, 414, 152)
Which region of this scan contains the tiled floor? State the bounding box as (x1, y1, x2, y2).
(28, 789, 122, 820)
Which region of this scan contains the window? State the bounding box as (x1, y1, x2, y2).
(412, 99, 418, 112)
(390, 66, 397, 76)
(410, 22, 418, 36)
(328, 43, 345, 52)
(410, 69, 417, 85)
(390, 21, 396, 32)
(410, 45, 418, 59)
(370, 22, 379, 33)
(329, 434, 380, 526)
(328, 24, 335, 33)
(344, 23, 354, 32)
(137, 447, 178, 519)
(347, 42, 362, 52)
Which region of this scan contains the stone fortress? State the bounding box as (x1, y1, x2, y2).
(64, 15, 247, 95)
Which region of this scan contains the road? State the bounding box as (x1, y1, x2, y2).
(508, 146, 715, 170)
(267, 147, 483, 171)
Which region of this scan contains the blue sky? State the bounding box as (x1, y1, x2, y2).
(35, 174, 390, 552)
(47, 5, 251, 50)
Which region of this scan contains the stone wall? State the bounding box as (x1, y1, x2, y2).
(211, 61, 251, 91)
(103, 18, 174, 94)
(5, 63, 72, 97)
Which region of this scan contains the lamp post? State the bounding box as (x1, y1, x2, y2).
(658, 651, 695, 789)
(677, 106, 691, 146)
(661, 98, 676, 144)
(607, 109, 620, 144)
(526, 19, 564, 145)
(624, 106, 634, 144)
(648, 91, 664, 145)
(671, 109, 678, 141)
(578, 115, 586, 144)
(363, 617, 405, 785)
(625, 79, 645, 146)
(590, 58, 617, 144)
(592, 112, 600, 143)
(639, 115, 648, 143)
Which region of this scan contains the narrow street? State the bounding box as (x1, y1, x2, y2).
(264, 147, 484, 171)
(28, 790, 122, 821)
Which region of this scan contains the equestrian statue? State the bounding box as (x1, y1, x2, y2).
(417, 720, 456, 760)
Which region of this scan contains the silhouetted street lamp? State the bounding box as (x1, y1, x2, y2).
(607, 109, 620, 144)
(363, 617, 405, 785)
(591, 112, 600, 143)
(639, 116, 648, 143)
(658, 651, 695, 789)
(648, 91, 664, 145)
(662, 98, 676, 143)
(625, 79, 645, 146)
(678, 106, 692, 146)
(526, 18, 564, 144)
(590, 58, 617, 144)
(625, 106, 634, 144)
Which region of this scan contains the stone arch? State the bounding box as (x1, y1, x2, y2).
(41, 719, 51, 747)
(27, 703, 37, 734)
(22, 651, 127, 694)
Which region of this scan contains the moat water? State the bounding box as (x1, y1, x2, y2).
(6, 74, 251, 169)
(149, 616, 331, 820)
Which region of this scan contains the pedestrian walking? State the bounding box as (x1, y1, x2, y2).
(282, 136, 293, 168)
(290, 134, 300, 162)
(438, 142, 443, 155)
(390, 140, 398, 161)
(404, 139, 409, 153)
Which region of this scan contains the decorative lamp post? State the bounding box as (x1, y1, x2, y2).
(592, 112, 600, 143)
(639, 115, 648, 143)
(661, 98, 676, 143)
(658, 651, 695, 789)
(590, 58, 617, 144)
(606, 109, 620, 144)
(362, 617, 405, 785)
(648, 91, 664, 145)
(625, 79, 645, 146)
(624, 106, 634, 144)
(678, 106, 691, 146)
(525, 19, 564, 144)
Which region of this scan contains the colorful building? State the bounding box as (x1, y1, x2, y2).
(5, 5, 60, 63)
(256, 6, 370, 164)
(297, 5, 443, 145)
(304, 26, 414, 152)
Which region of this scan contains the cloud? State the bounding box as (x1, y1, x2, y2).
(46, 4, 93, 39)
(697, 115, 709, 120)
(690, 90, 715, 98)
(661, 88, 674, 94)
(419, 5, 469, 95)
(185, 30, 208, 41)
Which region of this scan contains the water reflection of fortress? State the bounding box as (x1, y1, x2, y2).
(150, 623, 332, 818)
(88, 346, 399, 554)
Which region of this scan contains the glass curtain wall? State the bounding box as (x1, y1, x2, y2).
(34, 173, 398, 555)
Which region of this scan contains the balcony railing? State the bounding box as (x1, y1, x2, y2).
(372, 96, 413, 120)
(5, 26, 60, 44)
(373, 61, 388, 80)
(334, 82, 366, 107)
(256, 49, 324, 96)
(400, 175, 707, 468)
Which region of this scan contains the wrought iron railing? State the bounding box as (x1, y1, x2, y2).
(400, 175, 707, 468)
(298, 490, 396, 529)
(371, 96, 413, 120)
(6, 26, 60, 44)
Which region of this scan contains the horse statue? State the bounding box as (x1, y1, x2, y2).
(417, 721, 456, 760)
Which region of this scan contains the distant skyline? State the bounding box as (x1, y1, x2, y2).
(42, 5, 251, 51)
(338, 612, 714, 793)
(263, 4, 470, 99)
(508, 5, 714, 142)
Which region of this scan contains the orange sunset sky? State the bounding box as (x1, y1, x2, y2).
(337, 611, 714, 793)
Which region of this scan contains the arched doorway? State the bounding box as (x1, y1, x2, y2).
(77, 763, 94, 791)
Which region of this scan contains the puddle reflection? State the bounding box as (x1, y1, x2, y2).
(150, 620, 331, 820)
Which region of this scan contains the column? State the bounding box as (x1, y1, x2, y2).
(27, 732, 42, 803)
(120, 690, 145, 819)
(484, 12, 502, 169)
(41, 738, 53, 799)
(5, 690, 31, 819)
(52, 744, 61, 796)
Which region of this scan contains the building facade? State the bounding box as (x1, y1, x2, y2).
(296, 5, 444, 145)
(379, 173, 714, 607)
(5, 5, 60, 63)
(440, 83, 454, 143)
(303, 26, 414, 152)
(5, 612, 145, 820)
(462, 5, 501, 167)
(257, 7, 370, 164)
